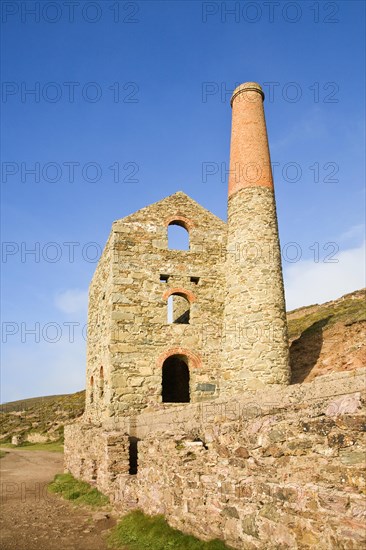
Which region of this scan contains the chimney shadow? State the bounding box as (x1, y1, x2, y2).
(290, 316, 332, 384)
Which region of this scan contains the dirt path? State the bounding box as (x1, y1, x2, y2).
(0, 448, 117, 550)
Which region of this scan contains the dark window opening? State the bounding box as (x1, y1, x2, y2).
(168, 223, 189, 250)
(190, 277, 200, 285)
(160, 274, 170, 283)
(167, 294, 190, 324)
(162, 355, 190, 403)
(129, 436, 139, 475)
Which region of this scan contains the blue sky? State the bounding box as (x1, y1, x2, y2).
(1, 0, 365, 402)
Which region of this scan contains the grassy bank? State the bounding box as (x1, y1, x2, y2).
(48, 474, 231, 548)
(109, 510, 232, 550)
(0, 440, 64, 452)
(49, 472, 109, 507)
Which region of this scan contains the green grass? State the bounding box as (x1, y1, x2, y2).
(48, 472, 109, 507)
(24, 440, 64, 452)
(0, 440, 64, 452)
(0, 450, 7, 458)
(108, 510, 232, 550)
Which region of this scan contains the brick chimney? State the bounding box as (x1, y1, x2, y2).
(228, 82, 273, 195)
(222, 82, 290, 392)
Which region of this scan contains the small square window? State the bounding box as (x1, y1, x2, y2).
(160, 274, 169, 283)
(190, 277, 200, 285)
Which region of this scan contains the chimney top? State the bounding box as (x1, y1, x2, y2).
(230, 82, 264, 107)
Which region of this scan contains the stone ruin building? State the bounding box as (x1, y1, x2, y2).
(65, 83, 366, 549)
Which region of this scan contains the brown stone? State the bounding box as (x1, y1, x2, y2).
(262, 445, 284, 458)
(242, 515, 258, 538)
(234, 446, 250, 458)
(222, 506, 239, 519)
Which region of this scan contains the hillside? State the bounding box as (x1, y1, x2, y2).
(0, 391, 85, 444)
(287, 288, 365, 383)
(1, 288, 365, 445)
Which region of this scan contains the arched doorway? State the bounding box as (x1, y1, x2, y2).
(162, 355, 190, 403)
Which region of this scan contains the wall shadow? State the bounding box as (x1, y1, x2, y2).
(290, 317, 332, 384)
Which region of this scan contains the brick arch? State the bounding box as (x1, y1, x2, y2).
(162, 287, 196, 303)
(164, 215, 195, 231)
(156, 347, 201, 369)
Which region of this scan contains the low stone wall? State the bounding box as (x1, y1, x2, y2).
(64, 424, 129, 496)
(27, 433, 50, 443)
(64, 370, 366, 549)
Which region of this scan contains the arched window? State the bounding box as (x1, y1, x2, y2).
(99, 366, 104, 399)
(162, 355, 190, 403)
(168, 222, 189, 250)
(167, 293, 190, 324)
(90, 376, 94, 404)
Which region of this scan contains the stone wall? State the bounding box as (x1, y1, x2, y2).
(65, 369, 366, 549)
(85, 232, 114, 421)
(64, 423, 129, 496)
